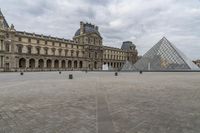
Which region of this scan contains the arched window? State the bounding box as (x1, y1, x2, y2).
(38, 59, 44, 68)
(29, 59, 35, 68)
(68, 60, 72, 68)
(61, 60, 66, 68)
(94, 61, 97, 69)
(74, 61, 77, 68)
(19, 58, 26, 68)
(79, 61, 83, 68)
(54, 60, 59, 68)
(47, 59, 52, 68)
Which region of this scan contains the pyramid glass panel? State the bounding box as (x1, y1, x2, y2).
(121, 61, 135, 71)
(129, 37, 199, 71)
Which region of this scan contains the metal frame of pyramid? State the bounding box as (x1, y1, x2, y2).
(121, 37, 199, 71)
(0, 9, 9, 28)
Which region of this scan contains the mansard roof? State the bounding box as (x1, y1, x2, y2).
(75, 22, 101, 37)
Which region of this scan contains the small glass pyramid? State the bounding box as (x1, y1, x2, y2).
(121, 60, 136, 71)
(122, 37, 199, 71)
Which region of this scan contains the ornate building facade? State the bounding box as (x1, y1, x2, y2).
(0, 10, 138, 72)
(193, 60, 200, 68)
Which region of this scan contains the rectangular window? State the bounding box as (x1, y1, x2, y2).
(28, 38, 31, 43)
(71, 50, 73, 57)
(52, 49, 55, 55)
(5, 44, 9, 52)
(18, 46, 22, 53)
(37, 48, 40, 54)
(76, 51, 79, 57)
(18, 37, 21, 42)
(0, 40, 3, 50)
(45, 49, 48, 55)
(28, 47, 31, 54)
(65, 50, 68, 56)
(37, 40, 40, 44)
(59, 50, 62, 56)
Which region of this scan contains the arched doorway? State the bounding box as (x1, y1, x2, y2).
(38, 59, 44, 68)
(79, 61, 83, 68)
(68, 60, 72, 68)
(74, 61, 77, 68)
(54, 60, 59, 68)
(47, 59, 52, 68)
(29, 59, 35, 68)
(94, 61, 97, 69)
(61, 60, 66, 68)
(19, 58, 26, 68)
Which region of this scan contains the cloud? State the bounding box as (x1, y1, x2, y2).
(1, 0, 200, 59)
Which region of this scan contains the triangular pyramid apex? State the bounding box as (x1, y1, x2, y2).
(161, 37, 169, 41)
(159, 37, 172, 45)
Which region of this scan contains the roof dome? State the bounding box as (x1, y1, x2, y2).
(74, 22, 101, 37)
(121, 41, 136, 50)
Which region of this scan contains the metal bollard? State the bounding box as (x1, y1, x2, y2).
(69, 74, 73, 79)
(20, 72, 24, 75)
(115, 72, 118, 76)
(139, 70, 143, 74)
(59, 71, 61, 74)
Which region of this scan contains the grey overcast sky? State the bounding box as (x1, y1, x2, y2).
(1, 0, 200, 59)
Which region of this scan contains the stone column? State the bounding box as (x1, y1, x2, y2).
(44, 59, 47, 68)
(77, 60, 80, 70)
(71, 60, 74, 70)
(52, 59, 55, 68)
(83, 61, 88, 70)
(59, 60, 61, 68)
(15, 57, 19, 68)
(66, 60, 68, 68)
(2, 56, 4, 68)
(26, 58, 29, 69)
(0, 40, 3, 51)
(35, 59, 39, 69)
(0, 56, 2, 68)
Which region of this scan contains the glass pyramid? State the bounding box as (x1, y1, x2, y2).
(121, 60, 136, 71)
(122, 37, 199, 71)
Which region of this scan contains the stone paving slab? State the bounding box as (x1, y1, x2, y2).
(0, 72, 200, 133)
(97, 89, 115, 133)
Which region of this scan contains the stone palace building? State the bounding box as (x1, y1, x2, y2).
(0, 10, 138, 72)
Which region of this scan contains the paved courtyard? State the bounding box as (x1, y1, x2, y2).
(0, 71, 200, 133)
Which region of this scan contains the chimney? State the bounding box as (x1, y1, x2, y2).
(80, 21, 84, 35)
(95, 26, 98, 31)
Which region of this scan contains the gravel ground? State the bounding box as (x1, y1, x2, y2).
(0, 71, 200, 133)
